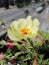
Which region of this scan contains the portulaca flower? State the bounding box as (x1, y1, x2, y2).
(8, 16, 40, 41)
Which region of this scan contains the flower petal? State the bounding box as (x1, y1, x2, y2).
(8, 16, 40, 41)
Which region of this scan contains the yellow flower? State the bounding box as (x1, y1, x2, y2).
(8, 16, 40, 41)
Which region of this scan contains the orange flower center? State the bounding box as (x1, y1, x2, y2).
(21, 28, 32, 35)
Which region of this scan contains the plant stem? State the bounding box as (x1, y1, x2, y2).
(32, 53, 37, 65)
(1, 60, 5, 65)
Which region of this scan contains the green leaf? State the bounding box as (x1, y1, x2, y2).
(0, 40, 6, 45)
(26, 53, 32, 60)
(27, 38, 33, 47)
(6, 49, 12, 54)
(0, 19, 4, 25)
(38, 54, 44, 59)
(21, 62, 28, 65)
(0, 60, 6, 65)
(17, 44, 22, 50)
(43, 59, 49, 65)
(26, 44, 31, 49)
(5, 54, 12, 60)
(39, 31, 49, 39)
(15, 51, 24, 58)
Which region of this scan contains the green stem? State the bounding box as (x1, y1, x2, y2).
(1, 60, 5, 65)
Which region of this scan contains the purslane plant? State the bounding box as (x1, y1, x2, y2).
(0, 16, 49, 65)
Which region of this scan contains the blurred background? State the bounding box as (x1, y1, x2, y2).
(0, 0, 48, 8)
(0, 0, 49, 36)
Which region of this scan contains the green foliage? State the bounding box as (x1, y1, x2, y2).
(21, 62, 28, 65)
(16, 0, 32, 8)
(1, 31, 49, 65)
(16, 44, 23, 50)
(38, 54, 44, 65)
(39, 31, 49, 39)
(0, 40, 6, 45)
(0, 19, 4, 25)
(38, 54, 49, 65)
